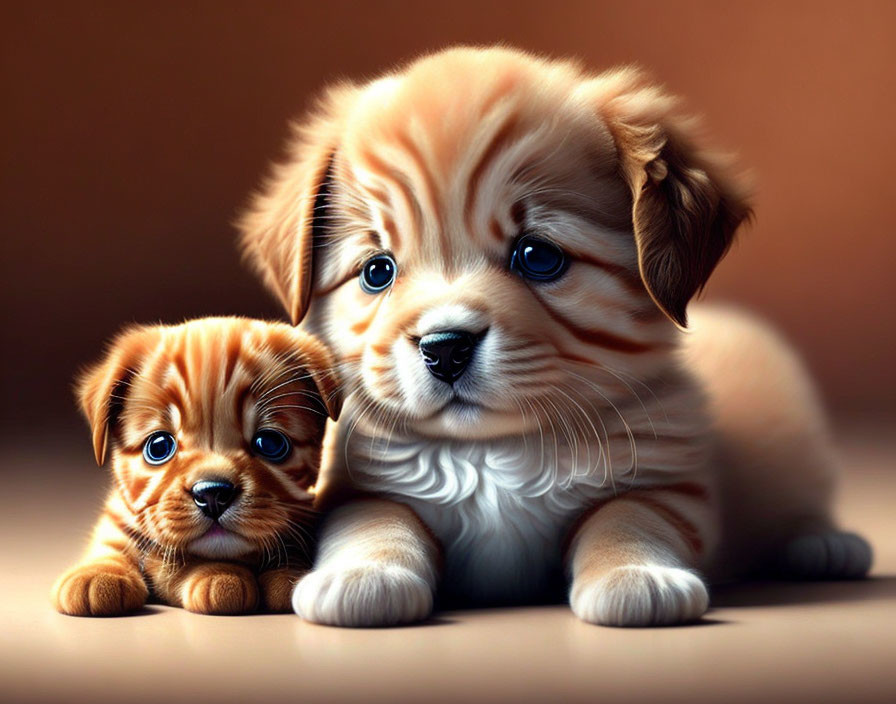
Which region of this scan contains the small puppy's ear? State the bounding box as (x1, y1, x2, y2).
(294, 331, 343, 421)
(238, 84, 356, 325)
(579, 68, 752, 327)
(306, 355, 343, 422)
(264, 324, 344, 421)
(76, 327, 159, 466)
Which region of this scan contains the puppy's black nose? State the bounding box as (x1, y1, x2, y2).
(190, 480, 236, 520)
(418, 330, 481, 384)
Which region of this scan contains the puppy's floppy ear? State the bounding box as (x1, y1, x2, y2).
(295, 332, 344, 421)
(238, 84, 356, 325)
(579, 68, 752, 327)
(76, 326, 160, 466)
(263, 324, 344, 421)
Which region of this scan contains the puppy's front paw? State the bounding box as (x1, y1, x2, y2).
(52, 561, 148, 616)
(181, 564, 259, 615)
(571, 565, 708, 627)
(292, 563, 433, 627)
(258, 568, 305, 613)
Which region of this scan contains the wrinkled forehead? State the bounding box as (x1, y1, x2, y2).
(332, 64, 626, 265)
(118, 334, 323, 445)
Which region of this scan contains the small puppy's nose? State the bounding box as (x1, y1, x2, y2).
(190, 480, 236, 520)
(418, 330, 481, 384)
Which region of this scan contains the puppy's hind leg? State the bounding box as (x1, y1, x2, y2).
(684, 305, 873, 582)
(775, 531, 873, 580)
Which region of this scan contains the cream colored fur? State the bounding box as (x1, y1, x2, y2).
(684, 306, 870, 580)
(237, 47, 871, 627)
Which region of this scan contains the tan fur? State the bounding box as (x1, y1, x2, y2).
(52, 317, 341, 616)
(578, 69, 752, 327)
(240, 47, 870, 627)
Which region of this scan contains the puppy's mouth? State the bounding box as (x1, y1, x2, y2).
(188, 521, 254, 559)
(440, 397, 484, 422)
(204, 523, 233, 538)
(426, 393, 485, 418)
(412, 392, 526, 436)
(404, 384, 544, 439)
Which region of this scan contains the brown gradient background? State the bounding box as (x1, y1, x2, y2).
(2, 4, 896, 704)
(2, 0, 895, 444)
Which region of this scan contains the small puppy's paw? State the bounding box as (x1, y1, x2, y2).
(181, 565, 259, 615)
(777, 531, 873, 580)
(292, 563, 433, 627)
(258, 568, 305, 613)
(52, 562, 148, 617)
(571, 565, 709, 627)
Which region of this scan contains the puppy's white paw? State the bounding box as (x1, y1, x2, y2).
(777, 531, 873, 580)
(292, 562, 433, 627)
(571, 565, 709, 627)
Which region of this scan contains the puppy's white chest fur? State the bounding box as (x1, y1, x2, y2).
(348, 434, 609, 602)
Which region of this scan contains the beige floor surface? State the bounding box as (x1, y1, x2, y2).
(2, 425, 894, 704)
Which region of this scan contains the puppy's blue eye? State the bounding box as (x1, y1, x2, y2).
(143, 432, 177, 466)
(360, 254, 396, 293)
(251, 429, 291, 463)
(510, 235, 568, 282)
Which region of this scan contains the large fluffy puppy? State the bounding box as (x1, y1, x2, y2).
(240, 47, 871, 627)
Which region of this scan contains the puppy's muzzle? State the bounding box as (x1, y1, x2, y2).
(190, 480, 236, 520)
(418, 330, 483, 384)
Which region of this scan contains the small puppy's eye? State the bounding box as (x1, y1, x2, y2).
(360, 254, 397, 293)
(142, 431, 177, 466)
(251, 429, 292, 463)
(510, 235, 568, 282)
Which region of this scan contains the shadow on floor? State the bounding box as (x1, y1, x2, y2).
(712, 575, 896, 608)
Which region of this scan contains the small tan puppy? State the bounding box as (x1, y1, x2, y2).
(241, 46, 872, 627)
(53, 317, 341, 616)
